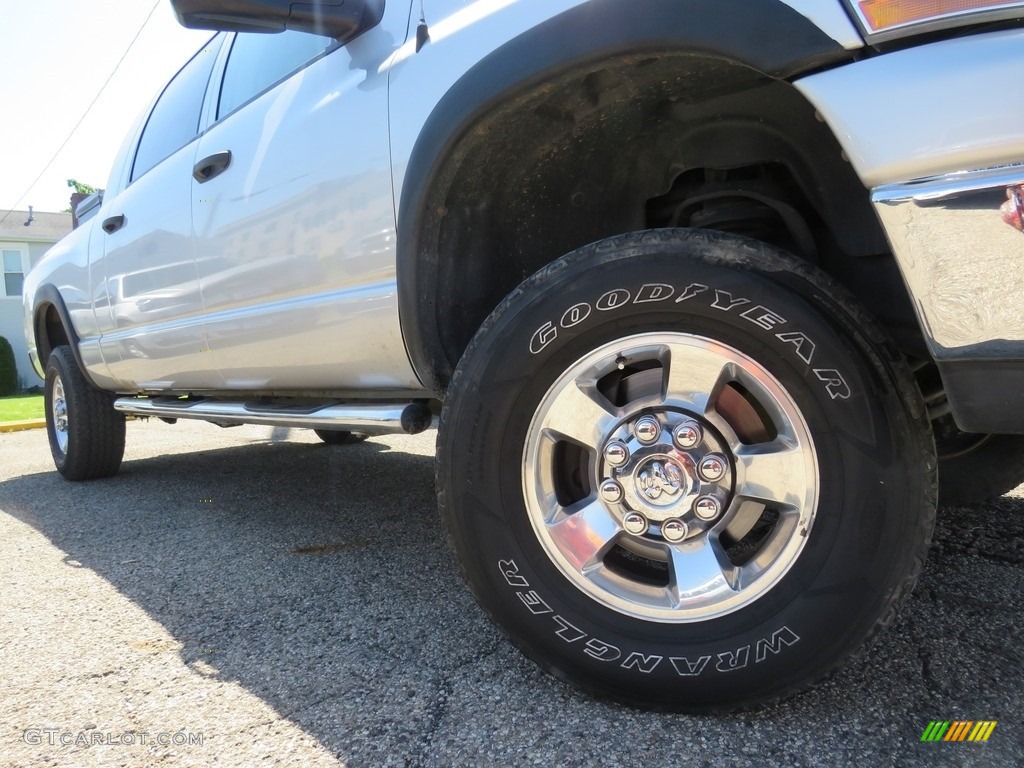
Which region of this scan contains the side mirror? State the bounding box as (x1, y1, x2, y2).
(170, 0, 385, 41)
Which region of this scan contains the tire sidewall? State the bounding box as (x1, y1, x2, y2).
(441, 231, 930, 707)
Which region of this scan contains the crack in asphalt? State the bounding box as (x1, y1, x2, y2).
(408, 677, 453, 768)
(905, 612, 949, 700)
(406, 643, 504, 768)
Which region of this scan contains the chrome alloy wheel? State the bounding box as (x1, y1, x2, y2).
(522, 333, 819, 623)
(51, 373, 69, 454)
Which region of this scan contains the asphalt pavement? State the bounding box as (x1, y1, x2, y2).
(1, 420, 1021, 767)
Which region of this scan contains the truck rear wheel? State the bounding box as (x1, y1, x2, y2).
(44, 346, 125, 481)
(438, 229, 936, 710)
(313, 429, 369, 445)
(936, 426, 1024, 505)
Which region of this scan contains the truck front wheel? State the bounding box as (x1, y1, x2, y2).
(438, 229, 936, 710)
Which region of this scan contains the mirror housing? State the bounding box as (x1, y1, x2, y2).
(171, 0, 385, 40)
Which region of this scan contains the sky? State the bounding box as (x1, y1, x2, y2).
(0, 0, 210, 214)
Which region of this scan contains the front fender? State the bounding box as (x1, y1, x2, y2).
(390, 0, 856, 394)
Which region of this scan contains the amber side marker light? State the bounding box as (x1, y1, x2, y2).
(851, 0, 1024, 38)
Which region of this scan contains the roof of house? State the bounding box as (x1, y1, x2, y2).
(0, 209, 73, 243)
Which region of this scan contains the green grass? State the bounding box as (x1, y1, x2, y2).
(0, 394, 44, 423)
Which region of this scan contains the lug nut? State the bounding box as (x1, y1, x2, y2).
(634, 416, 661, 445)
(693, 496, 721, 521)
(673, 421, 703, 450)
(604, 441, 629, 468)
(600, 480, 624, 504)
(623, 512, 649, 536)
(662, 518, 689, 543)
(699, 454, 728, 483)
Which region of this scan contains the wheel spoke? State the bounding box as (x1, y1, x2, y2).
(731, 508, 801, 589)
(663, 344, 730, 413)
(541, 382, 616, 449)
(546, 499, 622, 573)
(735, 439, 808, 507)
(667, 537, 734, 606)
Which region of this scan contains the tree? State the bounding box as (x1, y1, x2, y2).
(67, 179, 97, 196)
(63, 179, 99, 213)
(0, 336, 18, 396)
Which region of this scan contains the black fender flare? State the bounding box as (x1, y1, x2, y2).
(33, 284, 100, 388)
(396, 0, 856, 395)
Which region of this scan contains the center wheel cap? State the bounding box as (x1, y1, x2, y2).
(600, 410, 735, 527)
(635, 457, 686, 504)
(617, 447, 701, 523)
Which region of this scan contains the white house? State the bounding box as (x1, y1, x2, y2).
(1, 208, 72, 388)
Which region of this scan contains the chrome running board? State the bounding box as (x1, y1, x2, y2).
(113, 397, 432, 435)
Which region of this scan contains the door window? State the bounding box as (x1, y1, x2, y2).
(131, 38, 220, 182)
(217, 30, 334, 120)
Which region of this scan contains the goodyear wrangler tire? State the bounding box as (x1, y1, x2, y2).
(438, 229, 936, 710)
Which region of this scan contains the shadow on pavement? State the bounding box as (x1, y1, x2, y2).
(2, 433, 1022, 767)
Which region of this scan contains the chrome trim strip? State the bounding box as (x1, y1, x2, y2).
(113, 398, 431, 435)
(872, 164, 1024, 357)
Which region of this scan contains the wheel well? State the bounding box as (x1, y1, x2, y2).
(405, 51, 927, 392)
(36, 303, 70, 367)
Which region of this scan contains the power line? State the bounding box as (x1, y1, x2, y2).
(0, 0, 161, 227)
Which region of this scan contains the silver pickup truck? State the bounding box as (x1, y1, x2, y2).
(22, 0, 1024, 710)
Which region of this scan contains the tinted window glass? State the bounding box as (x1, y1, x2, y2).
(218, 31, 333, 119)
(131, 41, 219, 182)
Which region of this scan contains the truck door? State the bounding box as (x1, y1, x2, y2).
(95, 39, 222, 390)
(190, 11, 419, 392)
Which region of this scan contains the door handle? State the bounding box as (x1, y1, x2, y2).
(193, 150, 232, 183)
(102, 214, 126, 234)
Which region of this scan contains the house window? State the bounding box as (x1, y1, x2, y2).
(3, 249, 24, 297)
